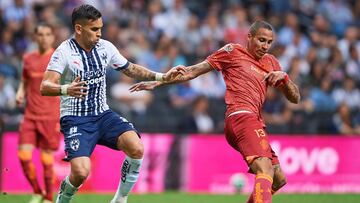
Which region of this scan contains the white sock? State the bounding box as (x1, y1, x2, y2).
(55, 176, 80, 203)
(112, 156, 142, 202)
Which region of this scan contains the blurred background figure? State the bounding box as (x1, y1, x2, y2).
(178, 95, 214, 134)
(111, 74, 153, 128)
(15, 23, 60, 203)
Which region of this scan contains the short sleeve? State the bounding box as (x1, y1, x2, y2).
(47, 46, 67, 74)
(107, 41, 129, 71)
(268, 55, 282, 71)
(206, 43, 234, 71)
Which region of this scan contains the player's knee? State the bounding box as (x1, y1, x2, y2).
(71, 167, 90, 183)
(18, 150, 32, 161)
(40, 152, 54, 165)
(251, 157, 274, 176)
(127, 143, 144, 159)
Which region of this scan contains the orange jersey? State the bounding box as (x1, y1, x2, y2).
(22, 49, 60, 120)
(206, 43, 281, 119)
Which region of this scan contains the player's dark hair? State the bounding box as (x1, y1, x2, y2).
(71, 4, 102, 28)
(249, 20, 273, 36)
(34, 22, 53, 34)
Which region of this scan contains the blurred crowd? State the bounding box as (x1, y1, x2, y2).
(0, 0, 360, 135)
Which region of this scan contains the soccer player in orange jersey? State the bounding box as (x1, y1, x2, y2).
(131, 20, 301, 203)
(16, 23, 60, 203)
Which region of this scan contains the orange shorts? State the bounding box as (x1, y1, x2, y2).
(224, 113, 279, 166)
(19, 118, 61, 150)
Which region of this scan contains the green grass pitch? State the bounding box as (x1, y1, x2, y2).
(1, 192, 359, 203)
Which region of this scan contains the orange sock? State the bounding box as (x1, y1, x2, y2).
(18, 150, 42, 194)
(19, 160, 42, 194)
(247, 173, 273, 203)
(41, 152, 55, 201)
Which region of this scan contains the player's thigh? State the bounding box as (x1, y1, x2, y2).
(18, 118, 37, 147)
(225, 113, 273, 163)
(36, 120, 61, 150)
(99, 110, 141, 150)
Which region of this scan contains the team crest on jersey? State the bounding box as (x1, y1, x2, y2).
(223, 44, 233, 53)
(70, 138, 80, 151)
(101, 53, 108, 63)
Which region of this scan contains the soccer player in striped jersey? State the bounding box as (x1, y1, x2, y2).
(130, 20, 301, 203)
(40, 4, 179, 203)
(16, 23, 60, 203)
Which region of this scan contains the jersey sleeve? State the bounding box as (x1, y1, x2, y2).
(107, 41, 129, 71)
(46, 45, 67, 74)
(268, 54, 282, 71)
(206, 43, 234, 71)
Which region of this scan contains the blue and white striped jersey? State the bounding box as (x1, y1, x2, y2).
(47, 38, 129, 118)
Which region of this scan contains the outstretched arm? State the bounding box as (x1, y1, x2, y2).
(129, 61, 213, 92)
(122, 62, 181, 81)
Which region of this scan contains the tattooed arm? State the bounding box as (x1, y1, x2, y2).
(129, 61, 213, 92)
(279, 79, 300, 104)
(264, 71, 300, 104)
(163, 61, 213, 84)
(122, 63, 159, 81)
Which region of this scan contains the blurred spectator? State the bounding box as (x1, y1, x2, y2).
(332, 76, 360, 111)
(169, 82, 198, 109)
(333, 103, 360, 135)
(223, 5, 249, 46)
(189, 70, 225, 99)
(178, 95, 214, 133)
(345, 43, 360, 81)
(111, 74, 153, 119)
(263, 87, 292, 134)
(152, 0, 190, 38)
(0, 73, 16, 110)
(307, 77, 337, 113)
(162, 41, 187, 70)
(317, 0, 353, 37)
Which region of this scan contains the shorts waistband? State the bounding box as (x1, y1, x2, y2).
(228, 110, 252, 117)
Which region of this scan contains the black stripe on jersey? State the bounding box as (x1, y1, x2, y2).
(85, 50, 97, 115)
(92, 47, 103, 114)
(68, 40, 76, 52)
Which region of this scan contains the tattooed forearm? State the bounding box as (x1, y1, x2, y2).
(122, 63, 157, 81)
(280, 80, 300, 104)
(158, 61, 213, 86)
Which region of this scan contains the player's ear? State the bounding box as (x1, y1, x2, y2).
(74, 24, 82, 35)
